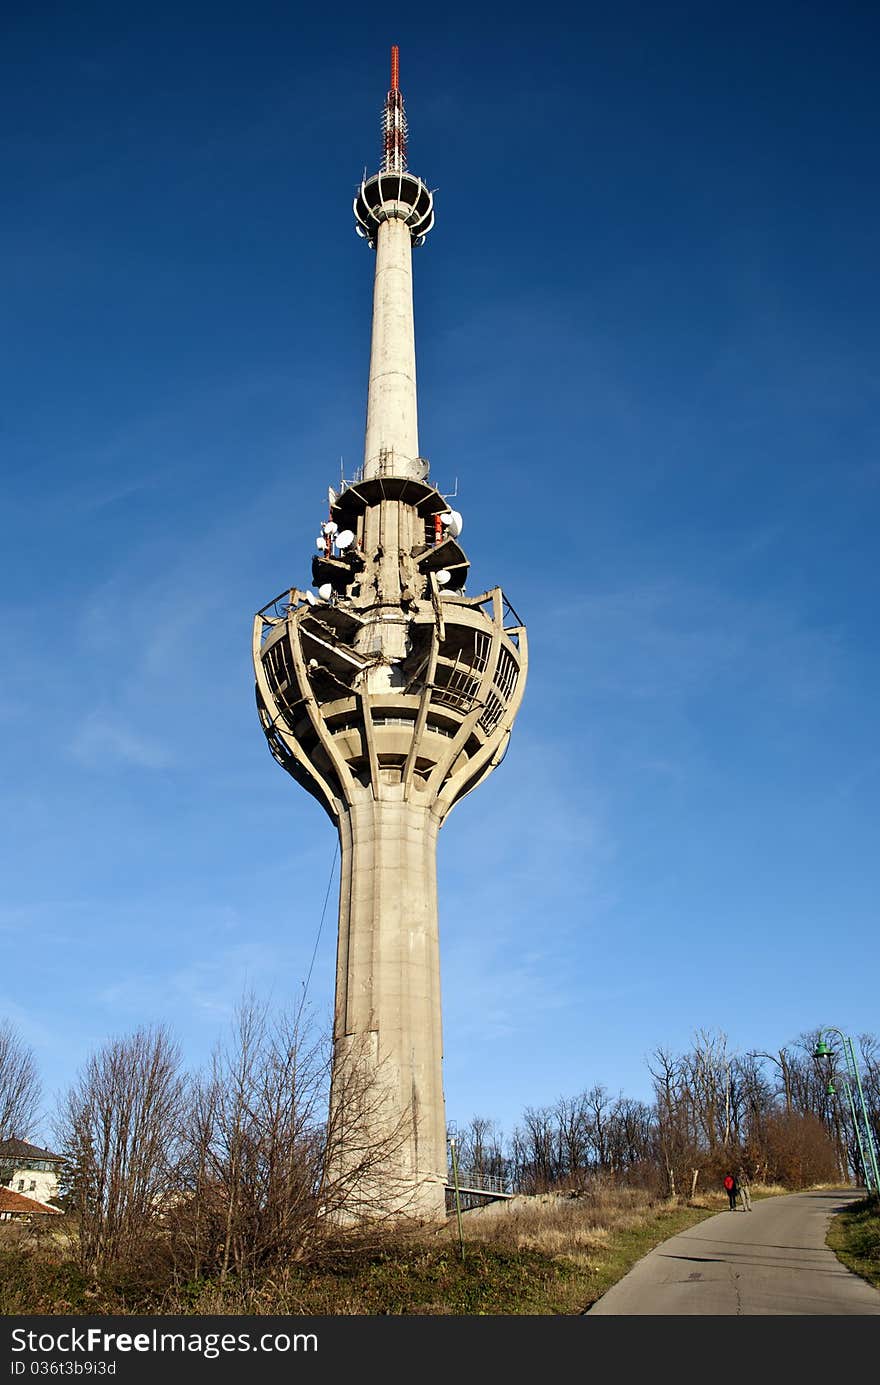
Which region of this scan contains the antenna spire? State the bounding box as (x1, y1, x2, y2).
(382, 44, 408, 172)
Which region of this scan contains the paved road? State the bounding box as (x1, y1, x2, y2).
(587, 1190, 880, 1315)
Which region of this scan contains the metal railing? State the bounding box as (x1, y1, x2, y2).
(448, 1168, 511, 1196)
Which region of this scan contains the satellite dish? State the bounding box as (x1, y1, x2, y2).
(322, 520, 338, 535)
(436, 569, 451, 585)
(336, 529, 355, 549)
(447, 509, 463, 538)
(308, 657, 318, 668)
(318, 583, 333, 600)
(316, 537, 326, 550)
(305, 590, 316, 605)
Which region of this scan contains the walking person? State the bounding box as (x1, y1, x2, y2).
(723, 1172, 738, 1210)
(738, 1171, 752, 1211)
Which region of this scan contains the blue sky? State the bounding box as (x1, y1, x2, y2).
(2, 1, 878, 1144)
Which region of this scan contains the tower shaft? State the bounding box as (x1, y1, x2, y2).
(330, 799, 446, 1215)
(363, 217, 420, 480)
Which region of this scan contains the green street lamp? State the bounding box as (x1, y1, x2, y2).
(813, 1028, 880, 1197)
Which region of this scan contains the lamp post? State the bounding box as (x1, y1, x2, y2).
(813, 1029, 880, 1197)
(447, 1129, 465, 1263)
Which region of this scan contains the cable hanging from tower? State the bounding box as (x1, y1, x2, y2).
(294, 839, 339, 1028)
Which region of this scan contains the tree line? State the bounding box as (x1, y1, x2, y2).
(1, 1015, 878, 1280)
(454, 1028, 880, 1198)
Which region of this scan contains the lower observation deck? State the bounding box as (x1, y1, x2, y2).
(253, 585, 527, 823)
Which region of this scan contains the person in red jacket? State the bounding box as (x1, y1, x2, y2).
(723, 1172, 738, 1209)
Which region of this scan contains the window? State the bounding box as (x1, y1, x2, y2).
(29, 1181, 36, 1191)
(18, 1180, 24, 1192)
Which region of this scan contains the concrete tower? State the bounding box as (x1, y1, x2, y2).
(253, 48, 527, 1219)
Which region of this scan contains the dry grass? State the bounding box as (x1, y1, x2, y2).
(1, 1181, 799, 1315)
(445, 1184, 667, 1257)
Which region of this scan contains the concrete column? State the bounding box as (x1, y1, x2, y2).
(329, 797, 447, 1219)
(363, 217, 421, 480)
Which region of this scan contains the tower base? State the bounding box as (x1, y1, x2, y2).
(327, 797, 448, 1222)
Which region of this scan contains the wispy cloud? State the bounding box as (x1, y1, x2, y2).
(96, 941, 315, 1026)
(437, 734, 614, 1044)
(0, 997, 55, 1049)
(69, 710, 173, 769)
(544, 578, 842, 709)
(445, 956, 572, 1043)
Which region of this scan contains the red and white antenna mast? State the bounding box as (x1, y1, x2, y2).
(382, 44, 408, 172)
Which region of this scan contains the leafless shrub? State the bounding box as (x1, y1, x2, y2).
(759, 1110, 842, 1188)
(0, 1019, 41, 1143)
(167, 997, 418, 1285)
(55, 1025, 186, 1272)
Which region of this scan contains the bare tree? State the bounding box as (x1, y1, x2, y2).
(649, 1047, 699, 1197)
(174, 999, 326, 1282)
(683, 1030, 734, 1151)
(551, 1094, 590, 1186)
(737, 1051, 776, 1177)
(858, 1034, 880, 1157)
(787, 1032, 830, 1122)
(749, 1048, 794, 1114)
(56, 1025, 186, 1272)
(0, 1019, 41, 1142)
(510, 1106, 559, 1193)
(583, 1084, 614, 1172)
(607, 1096, 654, 1176)
(455, 1116, 507, 1185)
(171, 997, 418, 1283)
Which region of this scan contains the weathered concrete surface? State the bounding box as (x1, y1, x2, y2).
(587, 1190, 880, 1316)
(363, 216, 421, 480)
(330, 798, 446, 1220)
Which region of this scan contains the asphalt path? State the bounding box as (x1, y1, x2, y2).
(586, 1189, 880, 1315)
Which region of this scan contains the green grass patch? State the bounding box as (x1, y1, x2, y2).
(242, 1243, 582, 1315)
(0, 1243, 93, 1316)
(826, 1197, 880, 1290)
(571, 1203, 718, 1310)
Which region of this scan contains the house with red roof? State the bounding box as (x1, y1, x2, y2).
(0, 1138, 64, 1208)
(0, 1186, 62, 1221)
